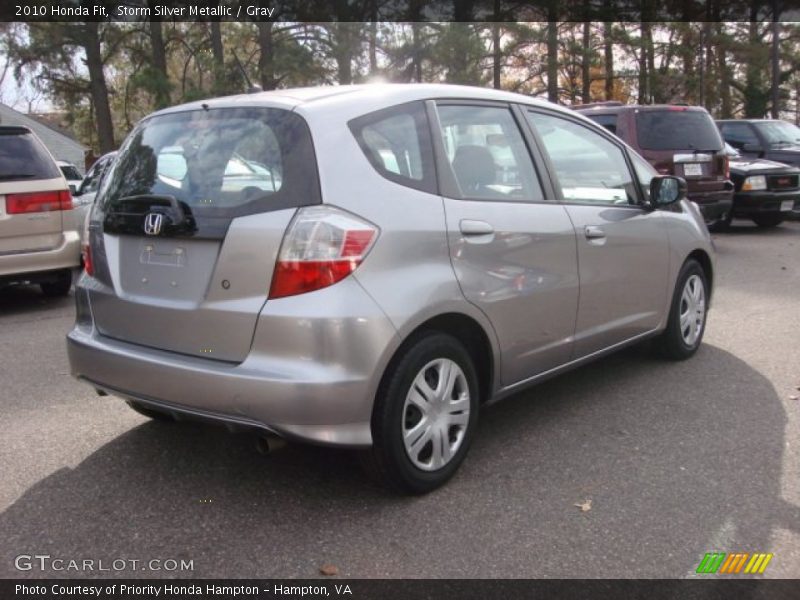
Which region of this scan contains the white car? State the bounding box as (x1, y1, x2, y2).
(57, 160, 83, 194)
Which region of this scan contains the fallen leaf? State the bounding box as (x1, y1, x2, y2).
(319, 564, 338, 576)
(574, 499, 592, 512)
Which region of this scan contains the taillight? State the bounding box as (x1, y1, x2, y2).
(82, 243, 94, 277)
(723, 155, 730, 180)
(269, 206, 378, 299)
(6, 190, 72, 214)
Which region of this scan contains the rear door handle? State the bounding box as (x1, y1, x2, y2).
(584, 225, 606, 240)
(460, 220, 494, 236)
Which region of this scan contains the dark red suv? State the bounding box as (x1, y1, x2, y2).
(575, 103, 734, 229)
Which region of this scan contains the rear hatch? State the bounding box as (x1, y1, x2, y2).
(86, 106, 320, 362)
(635, 108, 729, 201)
(0, 127, 69, 258)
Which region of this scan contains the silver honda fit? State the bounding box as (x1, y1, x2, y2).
(67, 84, 714, 493)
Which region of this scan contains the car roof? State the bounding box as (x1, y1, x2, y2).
(149, 83, 578, 120)
(576, 103, 712, 115)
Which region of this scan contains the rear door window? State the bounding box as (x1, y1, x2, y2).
(100, 107, 319, 237)
(636, 110, 723, 151)
(0, 128, 61, 182)
(435, 104, 544, 202)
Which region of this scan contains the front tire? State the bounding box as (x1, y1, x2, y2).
(751, 214, 784, 228)
(655, 259, 708, 360)
(363, 332, 479, 494)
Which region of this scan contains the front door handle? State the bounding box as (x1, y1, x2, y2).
(460, 220, 494, 236)
(584, 225, 606, 240)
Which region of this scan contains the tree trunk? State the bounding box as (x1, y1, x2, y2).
(638, 22, 651, 104)
(147, 17, 169, 108)
(83, 23, 115, 153)
(492, 22, 501, 89)
(547, 17, 558, 102)
(210, 21, 225, 94)
(682, 25, 696, 104)
(411, 22, 422, 82)
(581, 22, 591, 102)
(331, 23, 357, 85)
(717, 23, 732, 118)
(257, 21, 276, 90)
(771, 18, 780, 118)
(368, 0, 378, 75)
(604, 22, 614, 100)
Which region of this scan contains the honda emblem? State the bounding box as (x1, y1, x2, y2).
(144, 213, 164, 236)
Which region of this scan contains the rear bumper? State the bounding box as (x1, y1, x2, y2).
(732, 189, 800, 216)
(67, 279, 401, 448)
(0, 230, 80, 280)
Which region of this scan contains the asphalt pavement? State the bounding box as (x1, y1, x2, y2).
(1, 220, 798, 579)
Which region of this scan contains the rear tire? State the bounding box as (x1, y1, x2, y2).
(751, 214, 784, 228)
(362, 332, 479, 494)
(126, 400, 175, 422)
(655, 259, 708, 360)
(40, 271, 72, 297)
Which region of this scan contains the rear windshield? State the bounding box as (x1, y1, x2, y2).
(100, 107, 320, 220)
(0, 128, 62, 182)
(636, 110, 723, 152)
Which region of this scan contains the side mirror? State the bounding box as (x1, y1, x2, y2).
(650, 175, 686, 207)
(69, 183, 79, 195)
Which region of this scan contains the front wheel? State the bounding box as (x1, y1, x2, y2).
(655, 259, 709, 360)
(362, 333, 479, 494)
(751, 214, 784, 228)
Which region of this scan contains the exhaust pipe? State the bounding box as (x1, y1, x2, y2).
(256, 434, 286, 455)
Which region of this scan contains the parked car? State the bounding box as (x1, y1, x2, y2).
(576, 102, 734, 229)
(67, 85, 715, 493)
(0, 126, 80, 296)
(717, 119, 800, 167)
(73, 151, 117, 243)
(57, 160, 83, 194)
(721, 142, 800, 228)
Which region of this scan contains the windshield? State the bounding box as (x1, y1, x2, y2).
(100, 107, 319, 221)
(752, 121, 800, 146)
(636, 110, 723, 152)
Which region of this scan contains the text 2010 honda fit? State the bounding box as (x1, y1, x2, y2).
(68, 84, 714, 493)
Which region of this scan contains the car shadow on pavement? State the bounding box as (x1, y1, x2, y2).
(714, 221, 799, 235)
(0, 279, 77, 317)
(0, 343, 796, 580)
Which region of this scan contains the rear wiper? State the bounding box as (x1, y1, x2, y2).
(0, 173, 35, 180)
